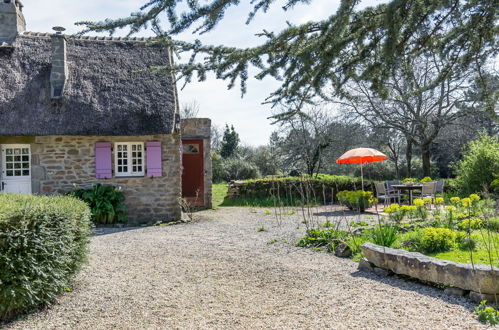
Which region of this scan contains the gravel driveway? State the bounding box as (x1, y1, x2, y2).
(6, 207, 486, 329)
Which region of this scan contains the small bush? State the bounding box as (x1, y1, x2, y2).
(420, 176, 432, 183)
(454, 134, 499, 195)
(419, 227, 459, 253)
(367, 224, 398, 247)
(337, 190, 376, 212)
(221, 158, 261, 181)
(458, 218, 484, 231)
(69, 184, 127, 224)
(0, 194, 92, 321)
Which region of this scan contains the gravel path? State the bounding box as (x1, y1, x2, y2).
(6, 207, 486, 329)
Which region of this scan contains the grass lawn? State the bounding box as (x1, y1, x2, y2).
(212, 183, 228, 208)
(427, 231, 499, 268)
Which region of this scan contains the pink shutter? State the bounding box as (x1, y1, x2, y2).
(95, 142, 112, 179)
(146, 141, 162, 177)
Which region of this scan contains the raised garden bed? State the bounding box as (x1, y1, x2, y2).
(360, 242, 499, 303)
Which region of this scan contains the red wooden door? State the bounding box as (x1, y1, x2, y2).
(182, 140, 204, 205)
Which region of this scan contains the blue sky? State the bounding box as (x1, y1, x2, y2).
(23, 0, 379, 145)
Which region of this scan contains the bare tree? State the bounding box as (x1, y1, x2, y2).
(341, 53, 473, 177)
(273, 106, 335, 177)
(180, 100, 200, 118)
(210, 124, 223, 151)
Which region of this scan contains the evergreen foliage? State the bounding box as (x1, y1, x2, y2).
(0, 194, 92, 321)
(454, 133, 499, 195)
(77, 0, 498, 107)
(220, 124, 240, 159)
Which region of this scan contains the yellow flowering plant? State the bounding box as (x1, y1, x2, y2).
(435, 197, 444, 205)
(413, 199, 425, 207)
(450, 197, 461, 206)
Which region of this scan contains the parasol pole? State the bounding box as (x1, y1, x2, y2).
(360, 162, 364, 191)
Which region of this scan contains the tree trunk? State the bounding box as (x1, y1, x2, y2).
(405, 138, 413, 178)
(421, 142, 432, 177)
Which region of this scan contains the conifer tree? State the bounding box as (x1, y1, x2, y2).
(220, 125, 240, 159)
(78, 0, 498, 107)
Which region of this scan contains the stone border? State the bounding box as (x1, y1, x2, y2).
(359, 243, 499, 304)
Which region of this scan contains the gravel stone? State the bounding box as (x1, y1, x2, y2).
(5, 207, 485, 329)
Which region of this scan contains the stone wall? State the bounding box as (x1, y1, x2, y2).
(181, 118, 212, 208)
(1, 134, 182, 225)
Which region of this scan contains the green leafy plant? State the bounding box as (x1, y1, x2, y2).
(69, 184, 127, 224)
(458, 218, 484, 231)
(257, 226, 267, 232)
(0, 194, 91, 321)
(454, 134, 499, 195)
(367, 224, 399, 247)
(420, 176, 432, 183)
(402, 178, 418, 184)
(297, 229, 347, 248)
(475, 301, 499, 325)
(418, 227, 459, 253)
(337, 190, 376, 212)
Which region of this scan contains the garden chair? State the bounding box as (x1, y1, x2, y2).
(435, 180, 445, 197)
(386, 180, 401, 195)
(414, 181, 437, 202)
(375, 182, 400, 206)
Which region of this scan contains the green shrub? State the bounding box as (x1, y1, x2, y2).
(69, 184, 127, 224)
(218, 158, 261, 181)
(487, 217, 499, 232)
(419, 227, 459, 253)
(454, 134, 499, 195)
(337, 190, 376, 212)
(0, 194, 91, 321)
(458, 218, 484, 231)
(420, 176, 432, 183)
(367, 224, 398, 247)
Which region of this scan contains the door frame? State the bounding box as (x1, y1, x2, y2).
(1, 144, 32, 194)
(181, 139, 205, 206)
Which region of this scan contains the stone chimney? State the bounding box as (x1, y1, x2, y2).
(50, 27, 68, 99)
(0, 0, 25, 46)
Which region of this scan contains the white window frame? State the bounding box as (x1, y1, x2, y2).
(114, 142, 145, 177)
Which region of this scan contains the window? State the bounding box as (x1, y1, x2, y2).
(114, 142, 144, 177)
(3, 147, 30, 177)
(182, 143, 200, 154)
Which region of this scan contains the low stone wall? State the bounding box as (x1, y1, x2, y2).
(360, 243, 499, 303)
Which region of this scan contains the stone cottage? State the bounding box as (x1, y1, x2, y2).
(0, 0, 211, 224)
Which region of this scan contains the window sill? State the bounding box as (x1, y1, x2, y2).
(114, 175, 146, 179)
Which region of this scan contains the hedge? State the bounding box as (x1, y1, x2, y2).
(232, 175, 459, 203)
(234, 175, 375, 203)
(0, 194, 92, 321)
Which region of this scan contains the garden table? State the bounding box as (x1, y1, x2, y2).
(391, 184, 423, 205)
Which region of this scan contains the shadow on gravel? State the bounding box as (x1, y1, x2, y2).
(91, 227, 144, 236)
(351, 270, 476, 312)
(313, 210, 379, 218)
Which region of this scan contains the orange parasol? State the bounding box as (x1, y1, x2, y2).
(336, 148, 388, 190)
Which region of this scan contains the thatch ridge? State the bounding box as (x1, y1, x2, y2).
(0, 34, 177, 136)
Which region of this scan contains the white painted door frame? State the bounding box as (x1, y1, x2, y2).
(0, 144, 32, 194)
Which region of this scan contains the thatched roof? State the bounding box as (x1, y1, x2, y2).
(0, 33, 178, 136)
